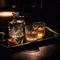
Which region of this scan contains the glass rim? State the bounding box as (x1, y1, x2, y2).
(33, 22, 46, 25)
(25, 25, 34, 27)
(33, 22, 46, 27)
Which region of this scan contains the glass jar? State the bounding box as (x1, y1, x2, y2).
(8, 12, 25, 44)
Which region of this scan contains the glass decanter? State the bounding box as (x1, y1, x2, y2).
(8, 12, 25, 44)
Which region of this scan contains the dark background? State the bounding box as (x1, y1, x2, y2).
(0, 0, 60, 33)
(0, 0, 60, 60)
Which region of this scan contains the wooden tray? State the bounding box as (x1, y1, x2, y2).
(0, 26, 60, 52)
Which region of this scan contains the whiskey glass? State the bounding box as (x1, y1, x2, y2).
(33, 22, 46, 40)
(25, 25, 38, 42)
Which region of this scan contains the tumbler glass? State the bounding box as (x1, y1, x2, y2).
(33, 22, 46, 40)
(25, 25, 38, 42)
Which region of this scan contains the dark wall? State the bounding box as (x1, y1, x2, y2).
(0, 0, 60, 33)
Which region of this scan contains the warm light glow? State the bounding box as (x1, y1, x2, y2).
(0, 11, 13, 17)
(38, 33, 43, 39)
(24, 50, 40, 56)
(37, 27, 45, 40)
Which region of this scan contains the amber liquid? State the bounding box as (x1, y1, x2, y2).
(25, 31, 37, 42)
(33, 27, 45, 40)
(37, 28, 45, 40)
